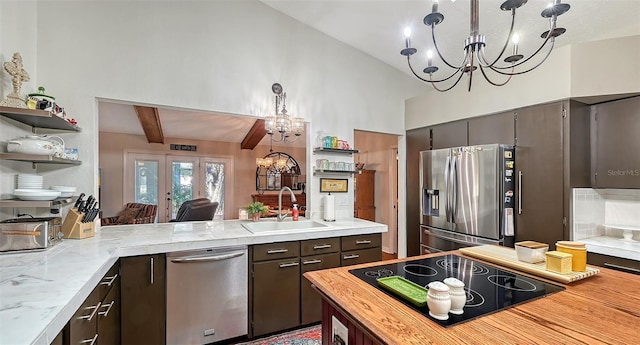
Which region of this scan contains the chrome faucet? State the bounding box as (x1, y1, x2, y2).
(277, 186, 297, 222)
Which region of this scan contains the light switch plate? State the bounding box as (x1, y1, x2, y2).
(339, 196, 349, 206)
(332, 315, 348, 345)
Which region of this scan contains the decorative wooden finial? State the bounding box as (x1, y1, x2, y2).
(1, 52, 30, 108)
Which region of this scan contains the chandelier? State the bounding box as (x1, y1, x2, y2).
(256, 156, 288, 170)
(264, 83, 304, 142)
(400, 0, 571, 92)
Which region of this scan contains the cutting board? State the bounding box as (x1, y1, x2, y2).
(460, 245, 600, 284)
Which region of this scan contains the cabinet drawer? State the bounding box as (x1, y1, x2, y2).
(98, 260, 120, 300)
(68, 286, 101, 345)
(98, 279, 121, 345)
(252, 241, 299, 261)
(587, 252, 640, 275)
(301, 237, 340, 256)
(341, 234, 381, 252)
(341, 247, 381, 266)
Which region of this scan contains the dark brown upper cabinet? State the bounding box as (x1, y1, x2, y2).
(592, 96, 640, 188)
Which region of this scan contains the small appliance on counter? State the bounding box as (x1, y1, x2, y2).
(0, 217, 62, 254)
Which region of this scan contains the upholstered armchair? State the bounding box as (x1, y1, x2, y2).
(101, 202, 158, 226)
(170, 198, 219, 222)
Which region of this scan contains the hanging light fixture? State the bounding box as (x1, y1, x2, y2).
(400, 0, 570, 92)
(264, 83, 304, 142)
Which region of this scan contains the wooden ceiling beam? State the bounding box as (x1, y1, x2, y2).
(241, 119, 267, 150)
(134, 106, 165, 144)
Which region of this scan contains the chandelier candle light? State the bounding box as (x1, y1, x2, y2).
(400, 0, 570, 92)
(264, 83, 304, 142)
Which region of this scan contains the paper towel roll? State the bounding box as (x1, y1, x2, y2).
(324, 193, 335, 221)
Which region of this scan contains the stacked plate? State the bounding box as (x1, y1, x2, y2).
(17, 174, 44, 189)
(14, 174, 61, 201)
(50, 185, 77, 197)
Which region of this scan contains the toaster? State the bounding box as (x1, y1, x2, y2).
(0, 217, 62, 253)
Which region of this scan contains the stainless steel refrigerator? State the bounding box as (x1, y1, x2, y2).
(420, 144, 516, 253)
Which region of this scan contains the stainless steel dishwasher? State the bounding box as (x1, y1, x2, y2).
(166, 246, 248, 344)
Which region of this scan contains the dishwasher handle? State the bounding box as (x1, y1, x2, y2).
(170, 251, 245, 263)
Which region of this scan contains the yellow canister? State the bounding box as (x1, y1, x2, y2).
(556, 241, 587, 272)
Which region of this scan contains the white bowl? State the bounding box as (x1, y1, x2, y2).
(515, 241, 549, 263)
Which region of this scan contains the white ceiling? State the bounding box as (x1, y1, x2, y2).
(99, 0, 640, 142)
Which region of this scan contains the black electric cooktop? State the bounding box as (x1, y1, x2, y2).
(349, 254, 564, 327)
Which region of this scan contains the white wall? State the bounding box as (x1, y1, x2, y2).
(0, 1, 425, 221)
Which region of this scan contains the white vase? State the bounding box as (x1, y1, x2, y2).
(427, 281, 451, 320)
(444, 277, 466, 315)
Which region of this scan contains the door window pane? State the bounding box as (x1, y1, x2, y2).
(172, 162, 194, 218)
(135, 160, 159, 205)
(205, 162, 225, 220)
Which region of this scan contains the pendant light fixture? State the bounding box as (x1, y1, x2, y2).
(400, 0, 571, 92)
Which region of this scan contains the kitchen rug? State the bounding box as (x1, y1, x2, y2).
(235, 324, 321, 345)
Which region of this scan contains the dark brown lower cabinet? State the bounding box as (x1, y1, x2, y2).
(341, 234, 382, 266)
(250, 234, 382, 339)
(587, 252, 640, 275)
(120, 254, 166, 345)
(97, 278, 120, 344)
(252, 257, 301, 337)
(301, 252, 340, 324)
(65, 261, 120, 345)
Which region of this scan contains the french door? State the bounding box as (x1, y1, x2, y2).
(126, 153, 233, 222)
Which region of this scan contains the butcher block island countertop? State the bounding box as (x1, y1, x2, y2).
(304, 250, 640, 345)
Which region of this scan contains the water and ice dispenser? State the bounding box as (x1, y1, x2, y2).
(423, 189, 440, 216)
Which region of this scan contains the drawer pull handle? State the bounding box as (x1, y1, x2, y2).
(78, 302, 101, 321)
(313, 244, 332, 250)
(267, 249, 289, 254)
(80, 334, 98, 345)
(303, 259, 322, 265)
(100, 273, 118, 287)
(355, 240, 371, 245)
(604, 263, 640, 274)
(343, 254, 360, 260)
(98, 300, 115, 317)
(150, 257, 154, 285)
(279, 262, 300, 268)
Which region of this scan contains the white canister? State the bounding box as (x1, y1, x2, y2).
(443, 277, 466, 315)
(427, 281, 451, 320)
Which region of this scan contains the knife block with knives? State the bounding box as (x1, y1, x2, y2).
(62, 193, 98, 239)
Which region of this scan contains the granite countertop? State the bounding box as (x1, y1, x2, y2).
(0, 218, 386, 345)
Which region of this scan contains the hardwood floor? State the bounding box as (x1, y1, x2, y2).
(382, 251, 397, 261)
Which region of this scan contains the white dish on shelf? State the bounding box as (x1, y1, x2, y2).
(49, 186, 76, 197)
(13, 189, 61, 201)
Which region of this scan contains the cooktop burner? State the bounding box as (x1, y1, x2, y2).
(349, 254, 564, 327)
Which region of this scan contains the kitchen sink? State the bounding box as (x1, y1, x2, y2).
(242, 220, 329, 233)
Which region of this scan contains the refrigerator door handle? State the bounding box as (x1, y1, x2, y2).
(444, 155, 451, 222)
(451, 153, 458, 223)
(518, 170, 523, 215)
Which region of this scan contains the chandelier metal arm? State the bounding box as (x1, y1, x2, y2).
(407, 56, 463, 84)
(430, 69, 466, 92)
(478, 9, 517, 68)
(478, 64, 514, 86)
(481, 38, 556, 76)
(488, 17, 557, 70)
(431, 25, 466, 70)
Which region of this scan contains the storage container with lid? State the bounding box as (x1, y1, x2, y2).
(556, 241, 586, 272)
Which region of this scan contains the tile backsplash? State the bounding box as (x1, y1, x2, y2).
(572, 188, 640, 240)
